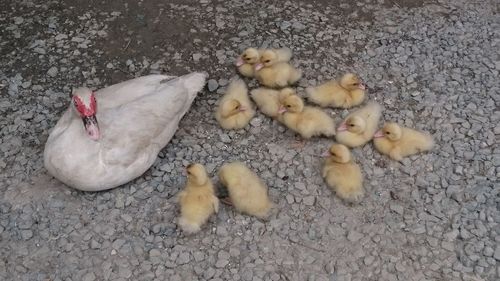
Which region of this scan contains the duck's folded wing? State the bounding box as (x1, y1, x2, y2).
(101, 72, 206, 166)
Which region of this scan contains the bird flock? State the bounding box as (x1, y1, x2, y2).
(177, 47, 434, 234)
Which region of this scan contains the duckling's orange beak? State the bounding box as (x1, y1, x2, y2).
(278, 106, 287, 114)
(337, 122, 348, 132)
(235, 57, 244, 66)
(321, 151, 331, 157)
(254, 63, 264, 71)
(373, 130, 384, 138)
(239, 106, 247, 112)
(358, 83, 366, 90)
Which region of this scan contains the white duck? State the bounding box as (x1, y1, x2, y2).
(44, 72, 207, 192)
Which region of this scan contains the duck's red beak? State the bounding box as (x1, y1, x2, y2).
(82, 115, 100, 141)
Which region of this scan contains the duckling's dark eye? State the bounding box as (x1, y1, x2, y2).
(349, 124, 355, 127)
(353, 83, 359, 86)
(265, 60, 271, 63)
(386, 132, 390, 135)
(286, 105, 291, 108)
(331, 153, 336, 156)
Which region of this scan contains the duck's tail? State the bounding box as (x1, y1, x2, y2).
(170, 72, 208, 110)
(181, 72, 208, 97)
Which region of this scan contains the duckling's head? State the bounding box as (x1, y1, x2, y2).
(186, 163, 209, 186)
(261, 50, 279, 66)
(254, 50, 278, 71)
(235, 48, 260, 66)
(72, 87, 100, 141)
(242, 48, 260, 64)
(278, 95, 304, 114)
(221, 99, 246, 118)
(374, 122, 402, 141)
(339, 73, 365, 91)
(325, 144, 351, 163)
(337, 116, 366, 134)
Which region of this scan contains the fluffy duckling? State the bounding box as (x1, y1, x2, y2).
(250, 87, 294, 119)
(306, 73, 366, 108)
(278, 93, 336, 139)
(235, 48, 262, 77)
(336, 102, 381, 147)
(177, 163, 219, 234)
(218, 162, 272, 219)
(215, 78, 255, 129)
(322, 144, 364, 203)
(373, 122, 434, 161)
(254, 50, 301, 88)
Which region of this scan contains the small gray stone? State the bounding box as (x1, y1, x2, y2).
(115, 194, 125, 209)
(219, 133, 231, 143)
(443, 229, 459, 241)
(193, 251, 205, 262)
(47, 67, 58, 77)
(208, 79, 218, 92)
(120, 214, 133, 223)
(442, 241, 455, 252)
(149, 249, 161, 257)
(303, 196, 315, 206)
(82, 272, 96, 281)
(119, 267, 132, 278)
(347, 230, 363, 242)
(177, 252, 190, 265)
(483, 246, 494, 257)
(193, 53, 202, 62)
(14, 17, 24, 24)
(493, 246, 500, 260)
(21, 230, 33, 240)
(90, 239, 101, 249)
(215, 250, 230, 268)
(364, 256, 375, 265)
(250, 117, 262, 127)
(389, 203, 404, 215)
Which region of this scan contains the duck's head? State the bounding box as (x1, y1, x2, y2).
(186, 163, 208, 186)
(340, 73, 365, 91)
(374, 122, 402, 141)
(337, 116, 366, 134)
(323, 144, 351, 163)
(72, 87, 100, 141)
(278, 94, 304, 114)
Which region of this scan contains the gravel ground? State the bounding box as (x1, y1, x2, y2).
(1, 0, 499, 280)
